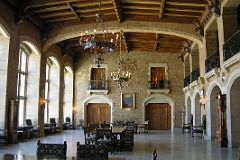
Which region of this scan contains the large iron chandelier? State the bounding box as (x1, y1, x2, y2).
(79, 0, 119, 55)
(110, 32, 137, 89)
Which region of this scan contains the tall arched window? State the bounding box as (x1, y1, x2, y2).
(17, 42, 40, 126)
(0, 25, 10, 129)
(63, 66, 73, 121)
(17, 46, 29, 126)
(44, 57, 60, 123)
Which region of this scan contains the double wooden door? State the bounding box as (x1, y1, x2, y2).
(87, 103, 110, 125)
(146, 103, 171, 130)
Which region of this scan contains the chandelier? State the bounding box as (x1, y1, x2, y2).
(110, 32, 137, 89)
(79, 0, 119, 54)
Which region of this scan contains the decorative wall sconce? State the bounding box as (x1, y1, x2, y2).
(208, 1, 221, 17)
(195, 25, 204, 38)
(199, 88, 206, 109)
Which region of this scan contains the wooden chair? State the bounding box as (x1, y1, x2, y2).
(120, 129, 134, 151)
(192, 125, 204, 138)
(95, 128, 114, 153)
(153, 147, 157, 160)
(83, 126, 96, 145)
(182, 123, 192, 133)
(36, 140, 67, 159)
(0, 129, 7, 144)
(25, 119, 39, 137)
(77, 142, 108, 159)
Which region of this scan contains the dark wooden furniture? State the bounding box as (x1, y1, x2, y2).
(77, 142, 108, 159)
(36, 140, 67, 159)
(63, 117, 73, 130)
(25, 119, 39, 137)
(119, 129, 134, 151)
(95, 128, 115, 153)
(182, 123, 192, 133)
(192, 125, 204, 138)
(0, 129, 7, 144)
(153, 148, 157, 160)
(83, 126, 96, 145)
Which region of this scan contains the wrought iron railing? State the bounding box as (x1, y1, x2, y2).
(88, 80, 108, 90)
(191, 68, 200, 82)
(223, 30, 240, 61)
(147, 80, 169, 89)
(205, 50, 220, 73)
(184, 75, 191, 88)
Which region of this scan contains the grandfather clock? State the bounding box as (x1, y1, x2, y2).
(215, 94, 228, 147)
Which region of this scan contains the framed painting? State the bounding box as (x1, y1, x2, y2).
(121, 93, 135, 109)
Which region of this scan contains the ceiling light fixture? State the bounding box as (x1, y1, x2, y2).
(79, 0, 119, 55)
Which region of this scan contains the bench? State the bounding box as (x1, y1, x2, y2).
(36, 140, 67, 159)
(77, 142, 108, 159)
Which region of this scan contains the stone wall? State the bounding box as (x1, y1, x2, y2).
(74, 50, 185, 128)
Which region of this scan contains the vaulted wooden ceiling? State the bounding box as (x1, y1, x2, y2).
(5, 0, 214, 54)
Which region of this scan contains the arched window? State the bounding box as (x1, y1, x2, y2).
(17, 42, 40, 126)
(63, 66, 73, 121)
(17, 47, 28, 126)
(44, 57, 60, 123)
(0, 25, 10, 129)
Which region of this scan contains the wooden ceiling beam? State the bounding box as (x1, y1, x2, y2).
(122, 0, 161, 5)
(165, 2, 208, 7)
(112, 0, 122, 22)
(124, 11, 159, 16)
(67, 3, 81, 22)
(164, 13, 200, 18)
(159, 0, 166, 18)
(25, 0, 113, 9)
(122, 6, 159, 10)
(39, 12, 73, 19)
(165, 8, 203, 13)
(42, 12, 116, 20)
(33, 6, 69, 13)
(76, 6, 114, 13)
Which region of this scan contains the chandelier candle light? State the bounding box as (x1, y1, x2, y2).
(79, 0, 119, 55)
(110, 32, 132, 88)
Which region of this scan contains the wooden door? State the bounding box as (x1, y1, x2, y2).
(87, 103, 110, 125)
(146, 103, 171, 130)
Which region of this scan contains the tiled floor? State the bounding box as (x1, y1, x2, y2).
(0, 129, 238, 160)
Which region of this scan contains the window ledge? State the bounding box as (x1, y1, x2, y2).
(147, 89, 170, 94)
(87, 89, 108, 95)
(204, 68, 220, 80)
(222, 51, 240, 69)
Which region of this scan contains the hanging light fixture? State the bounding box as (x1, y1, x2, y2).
(79, 0, 119, 54)
(110, 31, 136, 89)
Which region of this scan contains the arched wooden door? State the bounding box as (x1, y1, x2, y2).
(146, 103, 171, 130)
(87, 103, 110, 125)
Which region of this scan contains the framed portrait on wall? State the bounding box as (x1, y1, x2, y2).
(121, 93, 136, 109)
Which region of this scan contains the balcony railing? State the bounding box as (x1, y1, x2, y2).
(191, 68, 200, 82)
(88, 80, 108, 90)
(147, 80, 169, 89)
(184, 75, 190, 88)
(205, 50, 220, 73)
(223, 30, 240, 61)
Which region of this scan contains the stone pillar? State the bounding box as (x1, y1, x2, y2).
(198, 43, 206, 77)
(217, 15, 225, 65)
(58, 60, 64, 130)
(216, 94, 228, 147)
(38, 51, 47, 137)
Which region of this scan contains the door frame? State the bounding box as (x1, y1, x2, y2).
(82, 95, 114, 126)
(142, 94, 175, 131)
